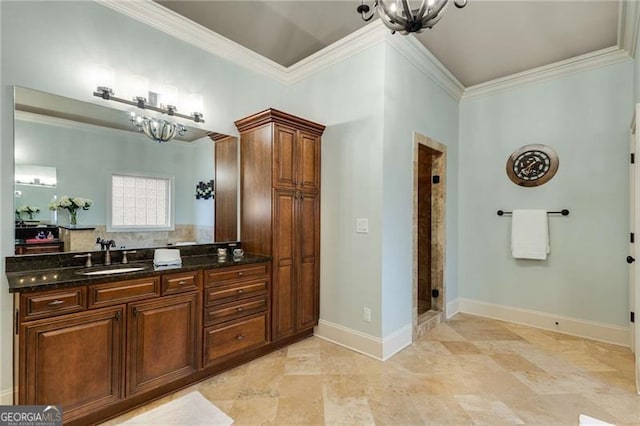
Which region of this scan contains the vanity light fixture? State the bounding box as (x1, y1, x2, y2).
(93, 86, 205, 123)
(130, 113, 187, 143)
(357, 0, 467, 34)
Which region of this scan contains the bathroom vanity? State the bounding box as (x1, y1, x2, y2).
(6, 245, 314, 425)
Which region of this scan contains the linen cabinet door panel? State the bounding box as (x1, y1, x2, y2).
(297, 131, 320, 192)
(127, 293, 199, 396)
(297, 191, 320, 330)
(20, 306, 125, 423)
(272, 189, 297, 340)
(273, 124, 297, 189)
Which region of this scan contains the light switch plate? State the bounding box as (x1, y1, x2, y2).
(356, 218, 369, 233)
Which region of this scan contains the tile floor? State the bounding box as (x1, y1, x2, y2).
(103, 314, 638, 425)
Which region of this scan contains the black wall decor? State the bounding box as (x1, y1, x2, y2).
(196, 179, 214, 200)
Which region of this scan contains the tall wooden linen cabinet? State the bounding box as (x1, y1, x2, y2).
(235, 109, 325, 341)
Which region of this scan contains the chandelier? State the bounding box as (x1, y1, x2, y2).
(357, 0, 467, 34)
(130, 114, 187, 143)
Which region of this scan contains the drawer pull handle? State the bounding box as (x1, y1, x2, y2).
(48, 300, 65, 306)
(238, 272, 244, 276)
(237, 289, 243, 294)
(235, 334, 245, 340)
(236, 307, 244, 312)
(178, 281, 188, 286)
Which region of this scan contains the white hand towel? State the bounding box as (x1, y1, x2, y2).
(154, 249, 182, 266)
(511, 209, 549, 260)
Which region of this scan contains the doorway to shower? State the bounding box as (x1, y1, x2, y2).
(413, 132, 446, 340)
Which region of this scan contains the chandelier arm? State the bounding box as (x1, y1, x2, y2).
(424, 10, 445, 28)
(401, 0, 413, 21)
(421, 0, 449, 25)
(416, 0, 428, 20)
(377, 0, 408, 26)
(379, 11, 407, 31)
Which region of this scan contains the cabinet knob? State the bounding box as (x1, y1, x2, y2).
(236, 307, 244, 312)
(238, 272, 244, 276)
(235, 334, 245, 340)
(115, 311, 121, 321)
(628, 256, 636, 264)
(178, 280, 188, 286)
(237, 289, 244, 294)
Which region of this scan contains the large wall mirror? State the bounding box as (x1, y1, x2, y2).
(13, 86, 238, 255)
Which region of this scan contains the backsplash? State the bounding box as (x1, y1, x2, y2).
(58, 224, 215, 252)
(5, 241, 241, 273)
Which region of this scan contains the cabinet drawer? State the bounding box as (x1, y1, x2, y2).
(20, 287, 86, 321)
(162, 271, 201, 296)
(204, 296, 268, 326)
(21, 243, 64, 255)
(204, 279, 268, 306)
(205, 263, 269, 285)
(88, 277, 160, 308)
(203, 314, 267, 365)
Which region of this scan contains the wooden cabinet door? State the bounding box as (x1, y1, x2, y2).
(273, 124, 297, 189)
(296, 191, 320, 330)
(127, 293, 199, 396)
(21, 306, 125, 422)
(272, 189, 297, 340)
(297, 131, 320, 192)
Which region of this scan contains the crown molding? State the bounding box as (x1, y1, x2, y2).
(385, 33, 465, 101)
(618, 0, 640, 58)
(462, 46, 631, 101)
(96, 0, 634, 103)
(96, 0, 289, 84)
(286, 22, 387, 84)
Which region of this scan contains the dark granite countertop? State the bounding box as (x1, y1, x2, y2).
(7, 253, 271, 293)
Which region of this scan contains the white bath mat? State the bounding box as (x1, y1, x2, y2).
(119, 391, 234, 425)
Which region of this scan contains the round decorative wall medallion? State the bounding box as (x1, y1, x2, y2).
(506, 144, 559, 187)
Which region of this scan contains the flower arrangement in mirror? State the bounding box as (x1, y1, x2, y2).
(15, 205, 40, 220)
(49, 196, 93, 226)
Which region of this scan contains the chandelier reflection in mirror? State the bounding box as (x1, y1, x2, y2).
(130, 114, 187, 143)
(357, 0, 467, 34)
(93, 86, 204, 143)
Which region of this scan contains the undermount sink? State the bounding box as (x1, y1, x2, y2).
(76, 266, 147, 276)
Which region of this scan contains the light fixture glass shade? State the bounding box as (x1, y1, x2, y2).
(120, 74, 149, 101)
(130, 114, 187, 143)
(359, 0, 466, 34)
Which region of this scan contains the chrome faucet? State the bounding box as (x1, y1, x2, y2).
(96, 238, 116, 265)
(121, 250, 136, 264)
(73, 253, 92, 268)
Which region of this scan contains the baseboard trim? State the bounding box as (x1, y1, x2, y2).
(314, 320, 412, 360)
(381, 323, 412, 360)
(446, 298, 460, 319)
(0, 388, 13, 405)
(456, 298, 629, 347)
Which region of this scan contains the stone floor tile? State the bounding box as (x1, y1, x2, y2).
(454, 394, 525, 425)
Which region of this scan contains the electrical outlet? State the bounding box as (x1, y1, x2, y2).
(356, 218, 369, 233)
(363, 307, 372, 322)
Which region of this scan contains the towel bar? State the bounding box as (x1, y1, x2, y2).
(497, 209, 569, 216)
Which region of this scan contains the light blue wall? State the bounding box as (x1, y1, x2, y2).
(0, 0, 286, 396)
(287, 45, 386, 337)
(636, 26, 640, 103)
(14, 117, 213, 227)
(459, 61, 634, 326)
(381, 40, 460, 336)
